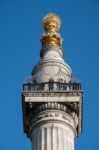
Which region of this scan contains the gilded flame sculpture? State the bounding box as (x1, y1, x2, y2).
(41, 13, 63, 47)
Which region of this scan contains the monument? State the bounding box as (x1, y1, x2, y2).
(22, 13, 83, 150)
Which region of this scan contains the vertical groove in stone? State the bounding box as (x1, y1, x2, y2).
(57, 127, 59, 150)
(61, 128, 64, 150)
(51, 125, 53, 150)
(58, 127, 63, 150)
(62, 128, 65, 150)
(37, 129, 40, 150)
(52, 126, 58, 150)
(64, 130, 68, 150)
(41, 128, 44, 150)
(44, 128, 47, 150)
(58, 127, 60, 150)
(47, 127, 51, 150)
(56, 127, 58, 150)
(39, 130, 41, 150)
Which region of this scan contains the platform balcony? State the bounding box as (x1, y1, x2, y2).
(23, 81, 81, 92)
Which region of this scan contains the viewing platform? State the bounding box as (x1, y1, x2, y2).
(23, 81, 81, 92)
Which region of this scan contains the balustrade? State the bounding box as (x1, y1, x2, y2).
(23, 82, 81, 92)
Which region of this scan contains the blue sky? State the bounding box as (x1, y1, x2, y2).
(0, 0, 99, 150)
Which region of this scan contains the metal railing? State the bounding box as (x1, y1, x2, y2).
(23, 81, 81, 92)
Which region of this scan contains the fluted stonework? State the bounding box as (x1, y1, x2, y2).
(30, 107, 76, 150)
(31, 120, 75, 150)
(22, 13, 83, 150)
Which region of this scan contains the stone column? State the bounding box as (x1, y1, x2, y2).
(30, 110, 76, 150)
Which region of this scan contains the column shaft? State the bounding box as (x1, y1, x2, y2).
(31, 123, 75, 150)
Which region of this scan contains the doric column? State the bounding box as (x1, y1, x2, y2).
(30, 110, 76, 150)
